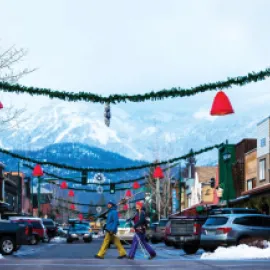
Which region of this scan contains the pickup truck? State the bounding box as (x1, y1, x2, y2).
(0, 220, 28, 255)
(165, 215, 206, 254)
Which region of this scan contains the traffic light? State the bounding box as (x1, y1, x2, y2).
(210, 178, 215, 188)
(82, 170, 88, 185)
(110, 183, 115, 194)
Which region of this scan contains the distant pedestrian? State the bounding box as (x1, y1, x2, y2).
(128, 202, 156, 260)
(95, 201, 127, 259)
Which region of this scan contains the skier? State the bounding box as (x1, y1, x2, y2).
(95, 200, 127, 259)
(128, 201, 156, 260)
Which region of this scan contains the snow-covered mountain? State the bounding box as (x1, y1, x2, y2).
(1, 99, 268, 165)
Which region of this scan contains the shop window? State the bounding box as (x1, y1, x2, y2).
(247, 179, 253, 190)
(260, 138, 266, 147)
(259, 159, 266, 180)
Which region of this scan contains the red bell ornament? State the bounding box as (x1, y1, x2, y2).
(133, 181, 140, 189)
(0, 102, 3, 109)
(210, 91, 234, 116)
(60, 181, 68, 189)
(153, 166, 164, 179)
(78, 213, 83, 220)
(68, 190, 75, 197)
(70, 204, 75, 210)
(123, 204, 129, 211)
(125, 190, 132, 197)
(32, 164, 44, 177)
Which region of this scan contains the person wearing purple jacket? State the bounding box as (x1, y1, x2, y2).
(128, 202, 156, 260)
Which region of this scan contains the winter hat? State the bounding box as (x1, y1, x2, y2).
(136, 201, 143, 208)
(107, 200, 116, 206)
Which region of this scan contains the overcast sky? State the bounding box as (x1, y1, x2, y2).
(1, 0, 270, 118)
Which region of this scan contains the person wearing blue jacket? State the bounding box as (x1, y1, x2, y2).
(95, 200, 127, 259)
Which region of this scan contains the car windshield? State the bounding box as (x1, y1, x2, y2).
(69, 223, 90, 232)
(43, 220, 54, 226)
(119, 220, 131, 228)
(204, 217, 228, 226)
(159, 220, 168, 227)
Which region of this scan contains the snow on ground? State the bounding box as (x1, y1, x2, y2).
(201, 243, 270, 260)
(0, 254, 3, 259)
(51, 237, 66, 243)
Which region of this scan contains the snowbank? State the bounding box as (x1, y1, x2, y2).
(51, 237, 66, 243)
(201, 242, 270, 260)
(0, 254, 3, 259)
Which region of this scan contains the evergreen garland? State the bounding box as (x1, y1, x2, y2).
(0, 68, 269, 104)
(0, 143, 222, 172)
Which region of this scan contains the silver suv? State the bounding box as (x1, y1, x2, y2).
(201, 214, 270, 252)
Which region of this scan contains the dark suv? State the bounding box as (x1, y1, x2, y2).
(42, 219, 58, 239)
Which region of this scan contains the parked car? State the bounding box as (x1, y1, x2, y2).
(165, 207, 261, 254)
(9, 217, 48, 245)
(209, 208, 259, 215)
(151, 219, 168, 244)
(0, 220, 28, 255)
(201, 214, 270, 252)
(67, 221, 93, 243)
(116, 219, 135, 243)
(42, 219, 58, 239)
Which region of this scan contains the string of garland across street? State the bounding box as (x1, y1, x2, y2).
(0, 143, 223, 172)
(0, 67, 269, 103)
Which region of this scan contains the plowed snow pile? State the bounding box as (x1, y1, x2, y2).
(201, 242, 270, 260)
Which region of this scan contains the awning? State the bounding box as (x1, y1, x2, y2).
(229, 195, 250, 204)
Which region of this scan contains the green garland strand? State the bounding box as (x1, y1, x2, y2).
(47, 179, 145, 192)
(0, 143, 222, 172)
(0, 68, 269, 103)
(53, 197, 106, 207)
(24, 163, 147, 185)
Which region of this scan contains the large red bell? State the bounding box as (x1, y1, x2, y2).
(210, 91, 234, 116)
(125, 190, 132, 197)
(133, 182, 140, 189)
(68, 190, 75, 197)
(60, 181, 68, 189)
(153, 166, 164, 179)
(32, 164, 44, 177)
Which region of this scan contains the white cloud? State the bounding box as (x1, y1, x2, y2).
(193, 109, 217, 122)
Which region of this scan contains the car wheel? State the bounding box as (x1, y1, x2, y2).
(173, 243, 181, 249)
(30, 235, 39, 245)
(0, 236, 15, 255)
(14, 245, 21, 252)
(237, 236, 251, 246)
(183, 244, 199, 255)
(151, 238, 158, 244)
(84, 237, 92, 243)
(203, 247, 216, 252)
(67, 239, 73, 243)
(165, 240, 173, 247)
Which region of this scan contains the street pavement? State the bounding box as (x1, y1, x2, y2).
(1, 238, 270, 269)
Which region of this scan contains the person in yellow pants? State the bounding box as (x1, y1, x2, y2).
(95, 201, 126, 259)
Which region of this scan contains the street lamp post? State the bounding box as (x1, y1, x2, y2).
(222, 141, 231, 207)
(179, 162, 182, 215)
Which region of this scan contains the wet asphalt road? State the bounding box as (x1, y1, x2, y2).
(1, 238, 270, 270)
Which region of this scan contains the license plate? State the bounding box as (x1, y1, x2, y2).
(206, 230, 215, 235)
(175, 237, 184, 241)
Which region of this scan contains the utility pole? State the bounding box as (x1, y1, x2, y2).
(156, 177, 160, 221)
(37, 176, 41, 217)
(179, 162, 182, 215)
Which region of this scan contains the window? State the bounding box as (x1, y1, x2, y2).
(247, 179, 253, 190)
(259, 159, 266, 180)
(233, 216, 263, 227)
(262, 217, 270, 227)
(159, 220, 168, 227)
(32, 221, 43, 229)
(204, 217, 228, 226)
(260, 138, 266, 147)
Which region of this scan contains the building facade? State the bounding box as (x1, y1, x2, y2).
(244, 149, 257, 192)
(257, 117, 270, 186)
